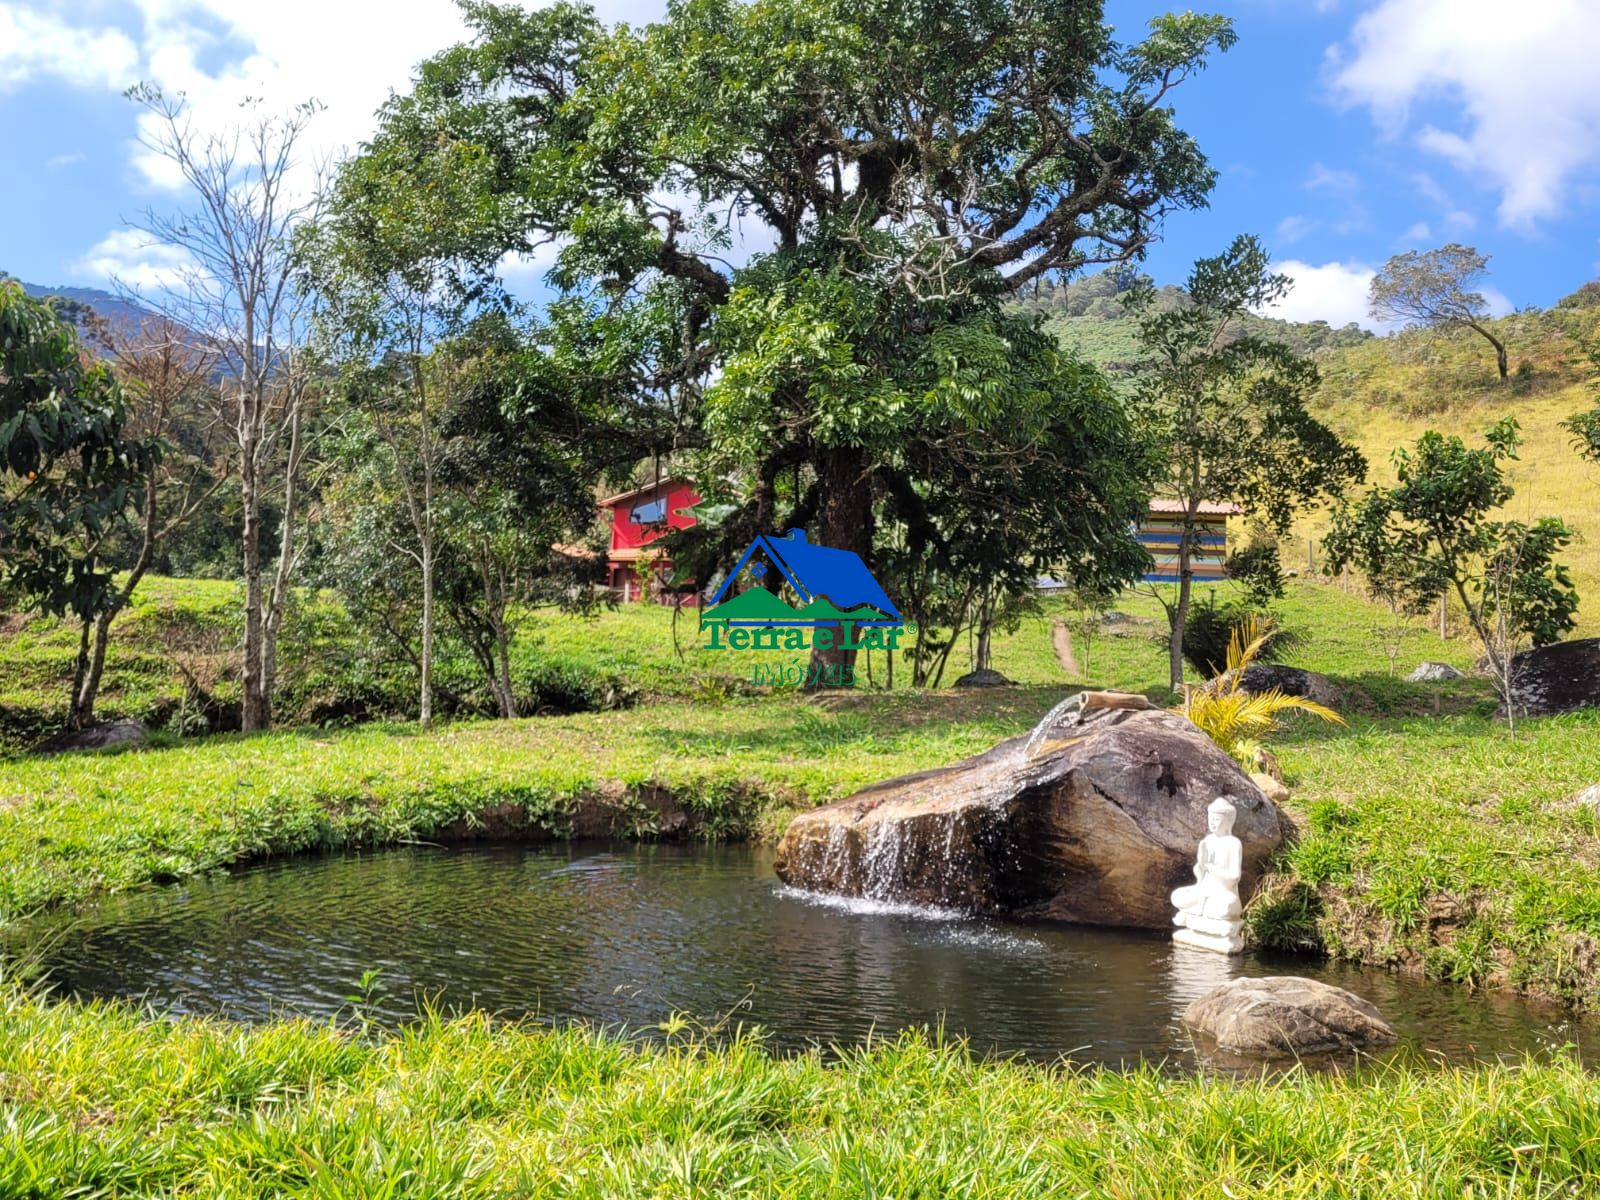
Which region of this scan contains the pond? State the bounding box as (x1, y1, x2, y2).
(11, 843, 1593, 1068)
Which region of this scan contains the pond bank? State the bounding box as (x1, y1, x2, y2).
(2, 695, 1599, 1014)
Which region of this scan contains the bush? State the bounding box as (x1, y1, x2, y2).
(1181, 596, 1298, 678)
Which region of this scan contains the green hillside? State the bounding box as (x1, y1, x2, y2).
(1025, 274, 1600, 631)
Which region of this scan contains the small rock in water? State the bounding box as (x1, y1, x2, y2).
(1182, 976, 1397, 1057)
(1408, 661, 1464, 683)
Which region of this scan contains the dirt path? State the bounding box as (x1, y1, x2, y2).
(1051, 618, 1079, 677)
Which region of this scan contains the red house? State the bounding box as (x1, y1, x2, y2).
(598, 478, 702, 603)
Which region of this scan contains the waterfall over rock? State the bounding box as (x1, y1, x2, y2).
(772, 699, 1285, 928)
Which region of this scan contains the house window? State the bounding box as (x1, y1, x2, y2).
(630, 497, 667, 524)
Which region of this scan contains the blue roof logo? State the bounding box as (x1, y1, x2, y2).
(703, 530, 901, 626)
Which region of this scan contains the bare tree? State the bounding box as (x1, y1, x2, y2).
(124, 85, 323, 731)
(1369, 244, 1509, 382)
(69, 313, 227, 728)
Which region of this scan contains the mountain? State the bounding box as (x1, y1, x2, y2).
(1014, 269, 1373, 373)
(4, 276, 164, 337)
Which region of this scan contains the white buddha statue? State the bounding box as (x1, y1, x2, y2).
(1172, 795, 1245, 954)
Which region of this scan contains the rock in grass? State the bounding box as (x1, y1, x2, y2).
(1249, 771, 1289, 804)
(952, 668, 1015, 689)
(1573, 784, 1600, 808)
(1408, 661, 1465, 683)
(1183, 976, 1397, 1057)
(31, 720, 148, 755)
(1223, 664, 1341, 708)
(1506, 638, 1600, 718)
(773, 705, 1283, 928)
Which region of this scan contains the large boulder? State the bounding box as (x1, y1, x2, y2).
(772, 702, 1284, 928)
(1182, 976, 1396, 1057)
(952, 668, 1014, 689)
(31, 719, 148, 755)
(1507, 638, 1600, 717)
(1225, 664, 1341, 708)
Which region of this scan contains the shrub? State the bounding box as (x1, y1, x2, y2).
(1176, 614, 1343, 769)
(1180, 595, 1298, 678)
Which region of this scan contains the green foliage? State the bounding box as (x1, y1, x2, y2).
(0, 281, 157, 623)
(344, 0, 1238, 685)
(1369, 243, 1510, 380)
(1177, 614, 1342, 768)
(1226, 534, 1289, 608)
(1180, 594, 1297, 678)
(1128, 235, 1365, 685)
(1560, 333, 1600, 462)
(1325, 419, 1579, 703)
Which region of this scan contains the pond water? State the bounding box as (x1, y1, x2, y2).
(12, 843, 1593, 1068)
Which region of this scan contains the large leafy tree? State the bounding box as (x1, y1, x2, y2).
(0, 281, 158, 726)
(1324, 419, 1578, 728)
(1369, 244, 1509, 382)
(344, 0, 1236, 680)
(1128, 236, 1366, 688)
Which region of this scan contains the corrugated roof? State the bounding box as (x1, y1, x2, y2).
(1147, 498, 1241, 516)
(597, 478, 689, 508)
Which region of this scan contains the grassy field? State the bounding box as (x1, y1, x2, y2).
(3, 981, 1599, 1199)
(3, 584, 1600, 1194)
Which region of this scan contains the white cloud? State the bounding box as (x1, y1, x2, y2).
(1400, 221, 1431, 243)
(1274, 215, 1316, 244)
(0, 4, 138, 90)
(75, 228, 197, 290)
(1262, 260, 1381, 330)
(46, 151, 86, 169)
(1411, 173, 1476, 235)
(1305, 163, 1358, 192)
(1330, 0, 1600, 229)
(1, 0, 667, 292)
(1262, 258, 1513, 332)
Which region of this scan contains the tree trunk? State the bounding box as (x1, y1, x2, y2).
(805, 445, 873, 690)
(493, 614, 516, 719)
(239, 444, 268, 732)
(1167, 501, 1201, 691)
(974, 591, 994, 673)
(261, 398, 306, 732)
(1469, 322, 1509, 381)
(68, 617, 94, 731)
(420, 539, 435, 730)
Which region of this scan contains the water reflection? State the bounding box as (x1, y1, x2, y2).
(7, 842, 1593, 1069)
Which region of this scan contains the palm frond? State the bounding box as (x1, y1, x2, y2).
(1176, 613, 1344, 767)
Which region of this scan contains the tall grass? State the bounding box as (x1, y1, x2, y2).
(1, 980, 1598, 1198)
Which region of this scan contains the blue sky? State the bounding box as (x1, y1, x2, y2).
(3, 0, 1599, 329)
